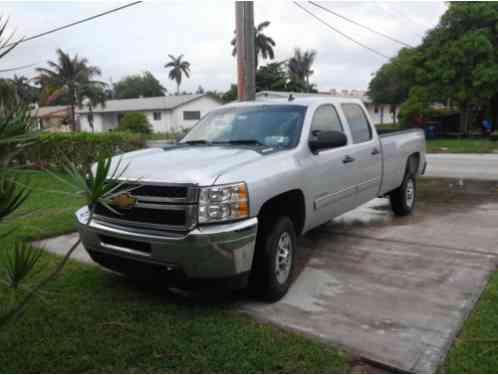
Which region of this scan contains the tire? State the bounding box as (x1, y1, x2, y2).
(250, 216, 296, 302)
(390, 173, 416, 216)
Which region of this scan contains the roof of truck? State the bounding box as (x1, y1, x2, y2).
(224, 95, 364, 108)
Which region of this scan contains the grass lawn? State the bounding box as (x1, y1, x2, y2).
(442, 271, 498, 373)
(426, 138, 498, 153)
(1, 169, 84, 243)
(0, 169, 350, 373)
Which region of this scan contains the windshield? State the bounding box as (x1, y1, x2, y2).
(181, 105, 307, 148)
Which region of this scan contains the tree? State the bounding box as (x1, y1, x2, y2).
(380, 3, 498, 133)
(113, 71, 166, 99)
(11, 75, 39, 105)
(368, 48, 419, 124)
(222, 84, 238, 103)
(288, 48, 317, 93)
(36, 49, 105, 131)
(256, 62, 288, 92)
(164, 54, 191, 94)
(196, 85, 205, 94)
(117, 112, 152, 134)
(231, 21, 276, 67)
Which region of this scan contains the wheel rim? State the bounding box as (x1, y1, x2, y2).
(275, 232, 293, 284)
(406, 179, 415, 208)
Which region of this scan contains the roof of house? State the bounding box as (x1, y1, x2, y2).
(77, 93, 222, 114)
(34, 105, 70, 118)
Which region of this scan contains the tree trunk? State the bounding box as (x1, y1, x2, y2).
(380, 106, 384, 125)
(459, 108, 470, 135)
(490, 94, 498, 131)
(70, 101, 76, 132)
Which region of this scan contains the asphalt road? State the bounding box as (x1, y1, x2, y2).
(425, 153, 498, 180)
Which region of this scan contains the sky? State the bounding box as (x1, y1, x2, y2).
(0, 1, 448, 94)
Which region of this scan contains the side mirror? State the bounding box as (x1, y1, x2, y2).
(309, 130, 348, 153)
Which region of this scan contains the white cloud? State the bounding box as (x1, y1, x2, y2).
(0, 1, 447, 93)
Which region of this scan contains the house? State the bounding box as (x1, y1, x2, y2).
(33, 105, 71, 132)
(255, 90, 400, 125)
(77, 93, 223, 133)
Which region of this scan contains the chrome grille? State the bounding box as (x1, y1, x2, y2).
(94, 182, 198, 231)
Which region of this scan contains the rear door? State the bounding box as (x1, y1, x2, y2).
(341, 103, 382, 206)
(303, 104, 358, 228)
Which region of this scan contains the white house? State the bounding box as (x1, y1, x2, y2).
(78, 93, 223, 133)
(255, 90, 400, 125)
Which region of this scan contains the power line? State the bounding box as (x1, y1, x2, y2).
(0, 63, 37, 73)
(0, 1, 142, 50)
(308, 1, 413, 48)
(372, 1, 426, 39)
(293, 2, 390, 60)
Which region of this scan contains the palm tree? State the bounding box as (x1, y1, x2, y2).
(288, 48, 317, 93)
(36, 49, 105, 131)
(231, 21, 276, 68)
(164, 54, 191, 95)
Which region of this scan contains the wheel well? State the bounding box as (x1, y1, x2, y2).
(258, 190, 306, 236)
(406, 152, 420, 176)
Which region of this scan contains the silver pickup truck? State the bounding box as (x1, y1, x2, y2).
(76, 97, 426, 301)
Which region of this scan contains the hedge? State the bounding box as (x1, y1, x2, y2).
(24, 132, 146, 171)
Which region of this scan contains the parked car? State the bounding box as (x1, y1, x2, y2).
(76, 97, 427, 301)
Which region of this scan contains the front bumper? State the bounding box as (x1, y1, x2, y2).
(76, 206, 258, 280)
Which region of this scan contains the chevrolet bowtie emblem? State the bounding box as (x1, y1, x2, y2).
(111, 193, 137, 210)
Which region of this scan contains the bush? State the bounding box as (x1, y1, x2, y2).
(117, 112, 152, 134)
(23, 132, 146, 171)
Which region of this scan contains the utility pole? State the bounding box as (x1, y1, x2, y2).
(235, 1, 256, 101)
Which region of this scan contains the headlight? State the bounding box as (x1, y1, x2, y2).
(198, 182, 249, 224)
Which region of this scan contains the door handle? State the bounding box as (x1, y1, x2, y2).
(342, 155, 355, 164)
(371, 148, 380, 156)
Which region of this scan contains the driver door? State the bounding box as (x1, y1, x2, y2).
(303, 104, 357, 229)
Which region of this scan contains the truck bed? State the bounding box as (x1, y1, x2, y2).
(378, 128, 426, 195)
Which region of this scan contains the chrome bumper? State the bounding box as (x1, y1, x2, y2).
(76, 206, 258, 279)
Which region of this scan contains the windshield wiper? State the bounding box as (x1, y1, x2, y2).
(213, 139, 265, 146)
(183, 139, 209, 145)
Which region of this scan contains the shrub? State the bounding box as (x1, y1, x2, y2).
(23, 132, 145, 171)
(117, 112, 152, 134)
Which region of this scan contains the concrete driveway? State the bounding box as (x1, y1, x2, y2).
(242, 178, 498, 372)
(35, 178, 498, 373)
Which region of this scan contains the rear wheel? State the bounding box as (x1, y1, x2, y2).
(390, 174, 416, 216)
(250, 216, 296, 302)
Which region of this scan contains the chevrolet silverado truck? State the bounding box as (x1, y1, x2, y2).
(76, 97, 426, 301)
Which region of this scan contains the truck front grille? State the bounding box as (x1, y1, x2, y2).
(94, 182, 198, 231)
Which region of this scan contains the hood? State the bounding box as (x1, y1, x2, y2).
(108, 145, 264, 186)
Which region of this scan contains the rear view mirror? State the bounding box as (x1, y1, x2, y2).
(309, 130, 348, 153)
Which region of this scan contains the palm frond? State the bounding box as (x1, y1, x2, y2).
(2, 242, 44, 289)
(0, 174, 31, 223)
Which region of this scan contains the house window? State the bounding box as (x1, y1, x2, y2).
(183, 111, 201, 121)
(153, 111, 162, 121)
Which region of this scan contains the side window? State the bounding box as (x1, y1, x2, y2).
(310, 104, 343, 133)
(341, 103, 372, 144)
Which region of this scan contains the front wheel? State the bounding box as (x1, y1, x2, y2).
(250, 216, 296, 302)
(390, 174, 416, 216)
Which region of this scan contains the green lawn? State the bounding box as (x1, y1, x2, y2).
(426, 138, 498, 153)
(0, 169, 350, 373)
(442, 271, 498, 373)
(1, 169, 84, 243)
